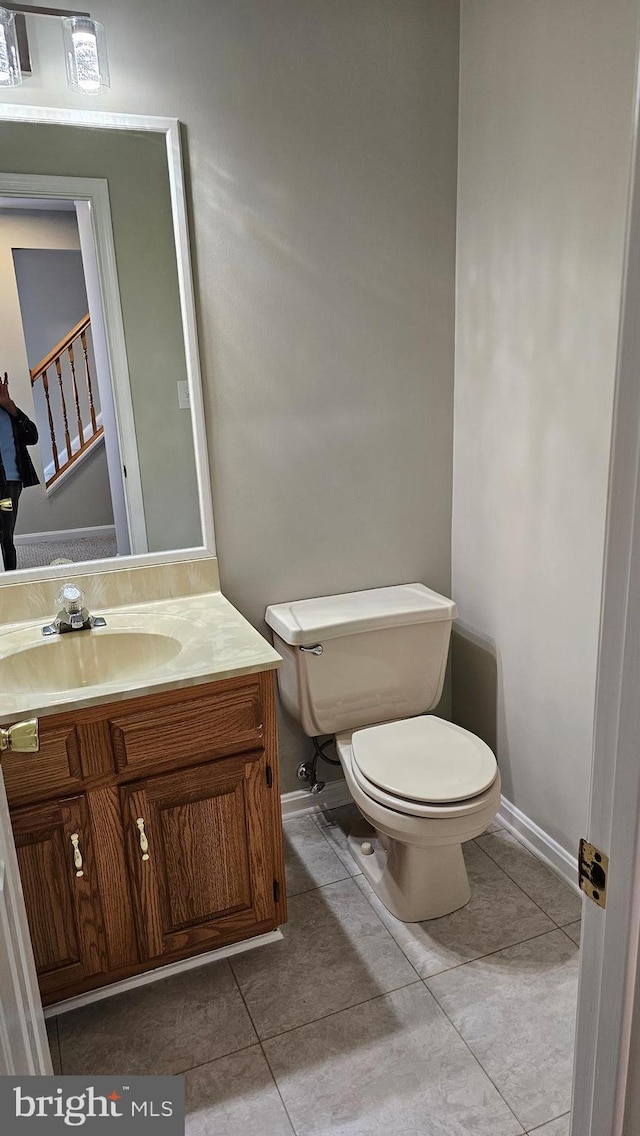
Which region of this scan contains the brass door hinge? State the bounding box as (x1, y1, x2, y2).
(579, 838, 608, 908)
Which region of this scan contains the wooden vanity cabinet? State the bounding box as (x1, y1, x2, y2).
(2, 670, 286, 1006)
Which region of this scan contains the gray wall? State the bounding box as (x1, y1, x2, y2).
(0, 0, 461, 789)
(452, 0, 638, 854)
(13, 246, 89, 371)
(0, 122, 202, 555)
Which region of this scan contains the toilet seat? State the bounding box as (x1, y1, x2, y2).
(343, 716, 498, 819)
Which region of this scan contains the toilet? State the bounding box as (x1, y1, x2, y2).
(265, 583, 501, 922)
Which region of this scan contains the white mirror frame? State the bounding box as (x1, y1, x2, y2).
(0, 104, 215, 582)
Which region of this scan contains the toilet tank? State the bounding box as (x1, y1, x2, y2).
(265, 584, 457, 737)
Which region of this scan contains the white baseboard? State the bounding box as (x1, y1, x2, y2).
(44, 930, 283, 1018)
(15, 524, 115, 545)
(281, 778, 352, 818)
(497, 795, 580, 895)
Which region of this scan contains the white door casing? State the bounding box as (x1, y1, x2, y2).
(0, 767, 50, 1076)
(570, 24, 640, 1136)
(75, 199, 131, 556)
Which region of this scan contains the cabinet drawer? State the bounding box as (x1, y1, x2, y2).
(109, 679, 264, 774)
(2, 722, 84, 807)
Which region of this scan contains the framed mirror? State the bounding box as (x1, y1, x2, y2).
(0, 105, 215, 581)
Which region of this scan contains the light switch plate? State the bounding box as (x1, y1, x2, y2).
(177, 380, 191, 410)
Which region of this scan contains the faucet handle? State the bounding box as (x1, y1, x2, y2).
(42, 581, 104, 637)
(57, 582, 85, 614)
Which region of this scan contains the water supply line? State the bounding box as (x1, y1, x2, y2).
(297, 735, 341, 794)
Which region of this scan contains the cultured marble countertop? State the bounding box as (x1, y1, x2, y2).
(0, 589, 282, 722)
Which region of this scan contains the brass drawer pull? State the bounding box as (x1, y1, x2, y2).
(70, 833, 84, 877)
(136, 818, 150, 861)
(0, 718, 39, 753)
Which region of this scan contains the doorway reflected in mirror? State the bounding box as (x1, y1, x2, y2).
(1, 198, 121, 570)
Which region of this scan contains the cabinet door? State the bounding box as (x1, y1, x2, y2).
(10, 795, 109, 1002)
(121, 753, 277, 962)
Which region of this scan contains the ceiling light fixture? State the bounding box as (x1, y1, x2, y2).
(0, 4, 109, 94)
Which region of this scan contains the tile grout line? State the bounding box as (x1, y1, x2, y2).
(471, 836, 560, 925)
(307, 807, 364, 879)
(56, 1033, 260, 1081)
(258, 969, 573, 1136)
(56, 960, 262, 1081)
(266, 869, 426, 1014)
(286, 869, 352, 900)
(226, 956, 298, 1134)
(258, 1041, 301, 1136)
(471, 836, 578, 930)
(227, 956, 262, 1040)
(420, 924, 576, 981)
(560, 925, 581, 947)
(474, 832, 582, 929)
(284, 809, 362, 894)
(347, 859, 573, 982)
(423, 976, 527, 1135)
(250, 978, 425, 1046)
(258, 976, 459, 1133)
(50, 1016, 62, 1075)
(525, 1112, 571, 1134)
(525, 1117, 570, 1136)
(173, 1038, 261, 1079)
(282, 874, 422, 984)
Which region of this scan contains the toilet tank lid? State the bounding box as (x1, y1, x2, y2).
(265, 584, 457, 646)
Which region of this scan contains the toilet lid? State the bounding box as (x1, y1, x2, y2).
(351, 716, 497, 804)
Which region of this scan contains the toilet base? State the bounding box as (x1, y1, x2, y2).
(348, 818, 471, 922)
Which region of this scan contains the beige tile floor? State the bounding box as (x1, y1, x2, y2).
(48, 805, 581, 1136)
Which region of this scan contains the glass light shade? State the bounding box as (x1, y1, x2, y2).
(0, 8, 22, 88)
(62, 16, 110, 95)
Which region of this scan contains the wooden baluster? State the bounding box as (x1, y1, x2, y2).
(54, 355, 72, 461)
(68, 340, 84, 447)
(41, 368, 60, 474)
(80, 328, 98, 435)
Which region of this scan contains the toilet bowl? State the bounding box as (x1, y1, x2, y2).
(336, 716, 501, 921)
(265, 583, 501, 923)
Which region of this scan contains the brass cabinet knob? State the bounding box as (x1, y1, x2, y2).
(0, 719, 39, 753)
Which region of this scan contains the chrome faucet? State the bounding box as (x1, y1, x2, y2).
(42, 583, 107, 637)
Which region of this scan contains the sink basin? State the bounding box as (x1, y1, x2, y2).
(0, 629, 183, 693)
